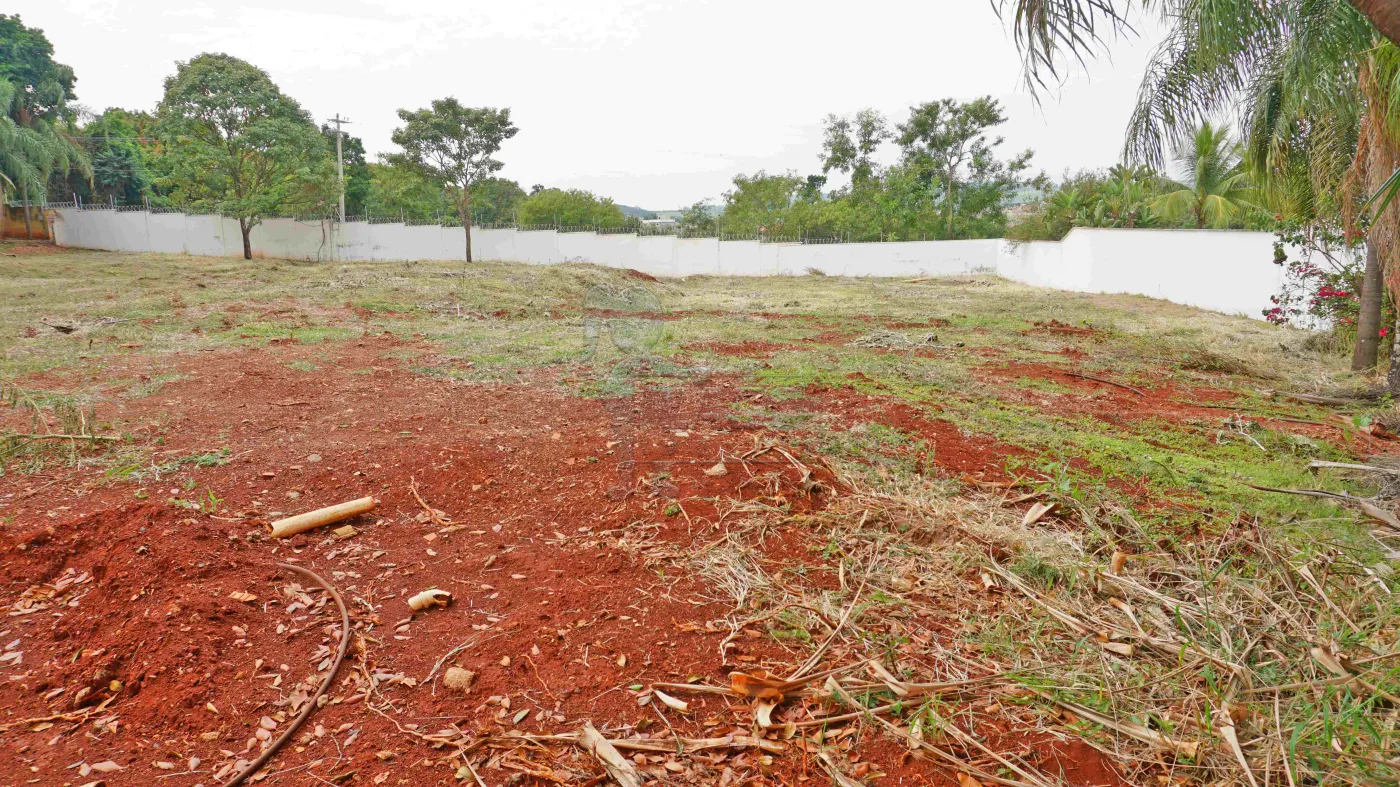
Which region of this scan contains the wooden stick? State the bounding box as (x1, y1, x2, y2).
(1307, 460, 1400, 476)
(1240, 483, 1400, 531)
(9, 433, 118, 442)
(579, 722, 643, 787)
(1064, 371, 1146, 397)
(1278, 391, 1364, 406)
(269, 496, 376, 538)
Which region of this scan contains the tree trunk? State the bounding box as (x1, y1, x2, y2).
(1388, 310, 1400, 393)
(462, 191, 473, 263)
(21, 181, 33, 240)
(1351, 0, 1400, 48)
(240, 219, 253, 260)
(1353, 241, 1384, 371)
(946, 182, 955, 239)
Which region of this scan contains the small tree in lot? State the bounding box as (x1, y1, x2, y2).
(389, 99, 517, 262)
(156, 53, 334, 260)
(896, 97, 1035, 239)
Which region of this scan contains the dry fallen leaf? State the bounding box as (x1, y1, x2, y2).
(729, 670, 788, 701)
(754, 698, 779, 728)
(653, 689, 689, 713)
(1101, 641, 1134, 657)
(957, 774, 985, 787)
(228, 591, 257, 603)
(1022, 501, 1054, 526)
(1109, 550, 1129, 576)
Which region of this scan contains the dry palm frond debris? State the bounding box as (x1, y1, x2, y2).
(685, 459, 1396, 786)
(982, 533, 1400, 785)
(1, 381, 114, 468)
(847, 330, 962, 350)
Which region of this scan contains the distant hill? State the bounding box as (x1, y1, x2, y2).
(617, 205, 658, 220)
(618, 204, 724, 220)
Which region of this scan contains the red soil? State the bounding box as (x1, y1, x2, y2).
(981, 361, 1238, 427)
(685, 336, 851, 358)
(980, 360, 1400, 453)
(769, 383, 1027, 483)
(1023, 319, 1103, 338)
(685, 341, 799, 358)
(0, 339, 1121, 786)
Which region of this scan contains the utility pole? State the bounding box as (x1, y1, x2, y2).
(327, 113, 351, 261)
(327, 113, 352, 224)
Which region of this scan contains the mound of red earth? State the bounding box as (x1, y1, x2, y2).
(0, 337, 1120, 785)
(1023, 319, 1103, 338)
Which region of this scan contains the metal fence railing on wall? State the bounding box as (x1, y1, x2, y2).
(43, 201, 926, 248)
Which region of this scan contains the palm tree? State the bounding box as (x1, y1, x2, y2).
(1099, 165, 1157, 227)
(995, 1, 1400, 87)
(996, 0, 1400, 373)
(0, 79, 87, 238)
(1151, 122, 1259, 228)
(1124, 0, 1400, 374)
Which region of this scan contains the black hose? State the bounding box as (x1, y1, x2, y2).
(221, 562, 352, 787)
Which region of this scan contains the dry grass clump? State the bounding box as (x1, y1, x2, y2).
(712, 454, 1399, 785)
(0, 381, 113, 472)
(976, 510, 1399, 785)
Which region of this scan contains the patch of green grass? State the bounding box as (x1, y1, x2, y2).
(106, 447, 231, 483)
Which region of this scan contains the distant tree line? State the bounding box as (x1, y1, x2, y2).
(6, 16, 635, 260)
(0, 17, 1291, 267)
(691, 98, 1043, 242)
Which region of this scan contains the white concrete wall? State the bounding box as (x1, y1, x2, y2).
(996, 229, 1286, 317)
(50, 208, 1290, 317)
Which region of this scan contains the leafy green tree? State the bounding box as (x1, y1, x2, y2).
(822, 109, 890, 187)
(469, 177, 526, 224)
(678, 200, 717, 235)
(1152, 122, 1259, 228)
(0, 14, 89, 235)
(364, 161, 450, 220)
(717, 171, 807, 235)
(321, 125, 370, 218)
(156, 53, 334, 259)
(896, 97, 1035, 238)
(49, 108, 158, 206)
(389, 98, 517, 261)
(516, 187, 624, 227)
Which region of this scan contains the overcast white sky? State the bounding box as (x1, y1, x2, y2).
(29, 0, 1164, 209)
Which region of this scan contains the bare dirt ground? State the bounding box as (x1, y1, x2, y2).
(1, 246, 1396, 786)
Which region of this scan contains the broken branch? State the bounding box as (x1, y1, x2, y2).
(269, 496, 377, 538)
